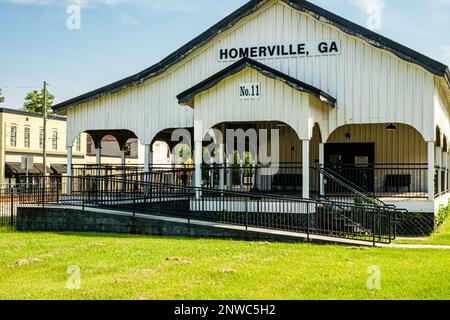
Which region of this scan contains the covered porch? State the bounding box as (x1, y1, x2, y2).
(71, 121, 444, 205)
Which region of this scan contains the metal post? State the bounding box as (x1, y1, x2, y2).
(194, 140, 203, 199)
(427, 141, 435, 200)
(56, 178, 60, 204)
(67, 146, 73, 194)
(245, 197, 249, 231)
(42, 176, 45, 208)
(10, 187, 14, 226)
(133, 188, 136, 218)
(43, 81, 47, 177)
(388, 209, 392, 244)
(372, 210, 376, 247)
(42, 81, 47, 210)
(319, 143, 325, 198)
(307, 202, 310, 242)
(302, 140, 310, 199)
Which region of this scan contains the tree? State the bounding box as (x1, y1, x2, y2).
(0, 89, 4, 103)
(22, 88, 54, 114)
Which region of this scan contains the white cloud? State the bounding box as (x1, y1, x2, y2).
(350, 0, 385, 30)
(352, 0, 385, 12)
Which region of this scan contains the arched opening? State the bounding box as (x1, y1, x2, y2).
(152, 127, 193, 166)
(435, 129, 449, 197)
(325, 123, 428, 198)
(436, 127, 442, 148)
(69, 129, 143, 177)
(195, 121, 318, 195)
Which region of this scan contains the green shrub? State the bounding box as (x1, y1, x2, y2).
(435, 201, 450, 228)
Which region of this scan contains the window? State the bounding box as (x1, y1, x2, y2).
(10, 126, 17, 147)
(76, 135, 81, 152)
(52, 131, 58, 150)
(24, 127, 30, 148)
(39, 128, 44, 149)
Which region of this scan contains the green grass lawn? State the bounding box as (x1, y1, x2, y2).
(396, 216, 450, 245)
(0, 231, 449, 300)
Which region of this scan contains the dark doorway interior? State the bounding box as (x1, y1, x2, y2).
(324, 143, 375, 193)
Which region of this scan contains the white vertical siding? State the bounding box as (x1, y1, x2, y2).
(327, 124, 427, 164)
(435, 81, 450, 144)
(194, 67, 329, 140)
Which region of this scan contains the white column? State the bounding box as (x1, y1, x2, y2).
(319, 143, 325, 197)
(226, 157, 232, 190)
(219, 143, 225, 190)
(428, 141, 435, 201)
(302, 140, 310, 199)
(443, 152, 448, 193)
(95, 148, 102, 165)
(144, 144, 152, 173)
(67, 146, 73, 193)
(121, 149, 126, 167)
(169, 150, 175, 185)
(194, 140, 203, 198)
(436, 146, 442, 195)
(143, 144, 152, 195)
(448, 152, 450, 192)
(95, 147, 102, 177)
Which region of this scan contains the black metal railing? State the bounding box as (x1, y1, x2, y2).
(21, 174, 396, 244)
(73, 162, 432, 199)
(434, 166, 449, 198)
(315, 165, 435, 237)
(0, 183, 52, 228)
(201, 163, 319, 195)
(71, 164, 145, 178)
(317, 166, 386, 207)
(322, 163, 428, 199)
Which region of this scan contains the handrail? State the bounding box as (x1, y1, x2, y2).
(317, 166, 386, 206)
(317, 165, 408, 234)
(71, 174, 393, 212)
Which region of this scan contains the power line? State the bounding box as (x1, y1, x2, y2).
(0, 86, 40, 90)
(47, 83, 81, 95)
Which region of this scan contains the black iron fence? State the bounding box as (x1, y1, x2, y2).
(0, 184, 50, 228)
(71, 164, 145, 178)
(322, 163, 429, 199)
(19, 174, 396, 244)
(70, 162, 434, 200)
(201, 163, 319, 195)
(434, 166, 449, 198)
(0, 187, 16, 227)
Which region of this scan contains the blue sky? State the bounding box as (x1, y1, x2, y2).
(0, 0, 449, 109)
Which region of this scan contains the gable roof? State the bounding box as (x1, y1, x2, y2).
(177, 57, 336, 107)
(53, 0, 450, 112)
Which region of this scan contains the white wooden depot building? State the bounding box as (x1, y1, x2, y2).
(54, 0, 450, 215)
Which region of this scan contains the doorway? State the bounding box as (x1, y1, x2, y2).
(324, 143, 375, 193)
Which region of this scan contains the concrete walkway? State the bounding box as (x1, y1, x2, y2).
(379, 243, 450, 250)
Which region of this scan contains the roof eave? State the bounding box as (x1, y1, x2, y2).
(176, 58, 336, 108)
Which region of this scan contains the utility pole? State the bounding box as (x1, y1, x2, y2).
(43, 81, 47, 177)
